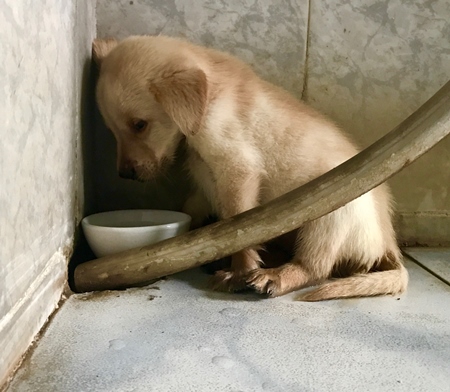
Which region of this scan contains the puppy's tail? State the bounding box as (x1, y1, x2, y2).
(297, 254, 408, 302)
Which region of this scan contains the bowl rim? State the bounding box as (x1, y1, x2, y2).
(81, 209, 192, 229)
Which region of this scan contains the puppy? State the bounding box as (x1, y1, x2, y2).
(92, 35, 408, 301)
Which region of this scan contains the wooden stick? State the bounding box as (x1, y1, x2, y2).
(74, 81, 450, 292)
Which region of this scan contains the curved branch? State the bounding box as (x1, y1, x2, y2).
(74, 81, 450, 292)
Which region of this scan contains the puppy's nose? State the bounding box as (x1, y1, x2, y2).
(118, 162, 137, 180)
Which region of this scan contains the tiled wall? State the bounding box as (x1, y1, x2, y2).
(95, 0, 450, 244)
(0, 0, 95, 386)
(305, 0, 450, 244)
(97, 0, 308, 96)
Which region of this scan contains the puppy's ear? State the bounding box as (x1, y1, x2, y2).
(92, 38, 119, 67)
(150, 69, 207, 136)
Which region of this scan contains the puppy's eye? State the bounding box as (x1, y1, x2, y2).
(132, 120, 147, 133)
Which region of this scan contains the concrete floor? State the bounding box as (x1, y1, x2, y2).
(7, 249, 450, 392)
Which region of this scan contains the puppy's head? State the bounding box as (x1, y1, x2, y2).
(93, 36, 208, 181)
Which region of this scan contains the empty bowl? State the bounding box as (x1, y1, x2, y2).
(82, 209, 192, 258)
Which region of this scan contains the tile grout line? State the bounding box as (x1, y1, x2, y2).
(403, 251, 450, 287)
(301, 0, 312, 101)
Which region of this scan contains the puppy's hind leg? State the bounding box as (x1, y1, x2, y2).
(295, 192, 406, 301)
(247, 209, 349, 297)
(246, 262, 312, 297)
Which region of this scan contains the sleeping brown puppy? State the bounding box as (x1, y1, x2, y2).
(92, 36, 408, 301)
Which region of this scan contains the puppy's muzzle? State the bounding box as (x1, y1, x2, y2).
(118, 162, 137, 180)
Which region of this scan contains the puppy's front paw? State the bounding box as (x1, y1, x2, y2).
(210, 269, 250, 292)
(246, 268, 284, 297)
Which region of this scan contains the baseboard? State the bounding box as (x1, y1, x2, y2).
(0, 252, 67, 389)
(396, 211, 450, 247)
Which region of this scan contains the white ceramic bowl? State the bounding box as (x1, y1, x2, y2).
(82, 209, 191, 258)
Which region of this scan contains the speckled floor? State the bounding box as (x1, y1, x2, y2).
(7, 249, 450, 392)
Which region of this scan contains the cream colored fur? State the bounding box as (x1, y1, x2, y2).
(93, 35, 408, 301)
